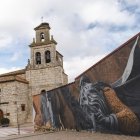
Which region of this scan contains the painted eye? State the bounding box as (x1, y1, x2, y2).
(82, 97, 86, 100)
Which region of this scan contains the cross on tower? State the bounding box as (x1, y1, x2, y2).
(41, 17, 44, 23)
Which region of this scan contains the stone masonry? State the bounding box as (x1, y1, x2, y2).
(0, 22, 68, 125)
(0, 77, 29, 125)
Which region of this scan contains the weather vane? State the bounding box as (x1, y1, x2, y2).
(41, 16, 44, 23)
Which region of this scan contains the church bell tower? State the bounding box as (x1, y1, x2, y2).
(26, 22, 68, 95)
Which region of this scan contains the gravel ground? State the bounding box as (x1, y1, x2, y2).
(3, 131, 140, 140)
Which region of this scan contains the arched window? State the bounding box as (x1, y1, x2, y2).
(41, 89, 46, 94)
(35, 52, 41, 64)
(45, 51, 51, 63)
(40, 32, 45, 42)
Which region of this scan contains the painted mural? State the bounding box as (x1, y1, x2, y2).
(33, 35, 140, 135)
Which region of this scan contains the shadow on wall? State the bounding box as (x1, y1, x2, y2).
(33, 36, 140, 135)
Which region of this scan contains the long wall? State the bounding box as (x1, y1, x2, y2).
(33, 34, 140, 135)
(26, 66, 67, 96)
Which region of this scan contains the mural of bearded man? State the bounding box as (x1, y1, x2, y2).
(79, 76, 140, 134)
(79, 76, 118, 132)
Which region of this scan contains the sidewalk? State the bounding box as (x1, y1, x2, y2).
(0, 123, 34, 139)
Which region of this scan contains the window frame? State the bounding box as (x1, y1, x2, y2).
(35, 52, 41, 64)
(21, 104, 26, 111)
(40, 32, 45, 42)
(45, 50, 51, 63)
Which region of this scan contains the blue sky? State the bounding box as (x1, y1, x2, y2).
(0, 0, 140, 82)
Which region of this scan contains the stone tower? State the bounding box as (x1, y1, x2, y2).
(26, 22, 68, 95)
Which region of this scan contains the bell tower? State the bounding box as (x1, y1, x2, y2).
(26, 22, 68, 95)
(34, 22, 50, 43)
(28, 22, 58, 69)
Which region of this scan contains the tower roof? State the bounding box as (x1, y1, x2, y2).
(34, 22, 51, 30)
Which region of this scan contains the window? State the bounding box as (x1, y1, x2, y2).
(41, 89, 46, 94)
(21, 104, 25, 111)
(6, 113, 10, 116)
(45, 51, 51, 63)
(40, 32, 45, 42)
(56, 55, 58, 61)
(35, 52, 41, 64)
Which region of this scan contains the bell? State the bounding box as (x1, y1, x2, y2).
(41, 33, 45, 40)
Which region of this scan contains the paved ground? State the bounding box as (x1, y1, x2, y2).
(2, 131, 140, 140)
(0, 123, 139, 140)
(0, 124, 34, 139)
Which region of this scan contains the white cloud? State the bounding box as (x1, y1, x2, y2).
(10, 52, 23, 62)
(80, 1, 135, 26)
(0, 0, 139, 82)
(121, 0, 140, 7)
(0, 34, 12, 48)
(64, 54, 106, 82)
(0, 67, 21, 75)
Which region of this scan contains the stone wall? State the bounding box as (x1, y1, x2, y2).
(0, 81, 30, 125)
(30, 44, 57, 69)
(28, 34, 68, 96)
(0, 82, 16, 124)
(26, 66, 66, 95)
(15, 81, 31, 124)
(63, 73, 68, 84)
(16, 73, 26, 79)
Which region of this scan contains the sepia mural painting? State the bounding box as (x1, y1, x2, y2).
(33, 35, 140, 135)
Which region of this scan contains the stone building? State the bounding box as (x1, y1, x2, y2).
(0, 22, 68, 125)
